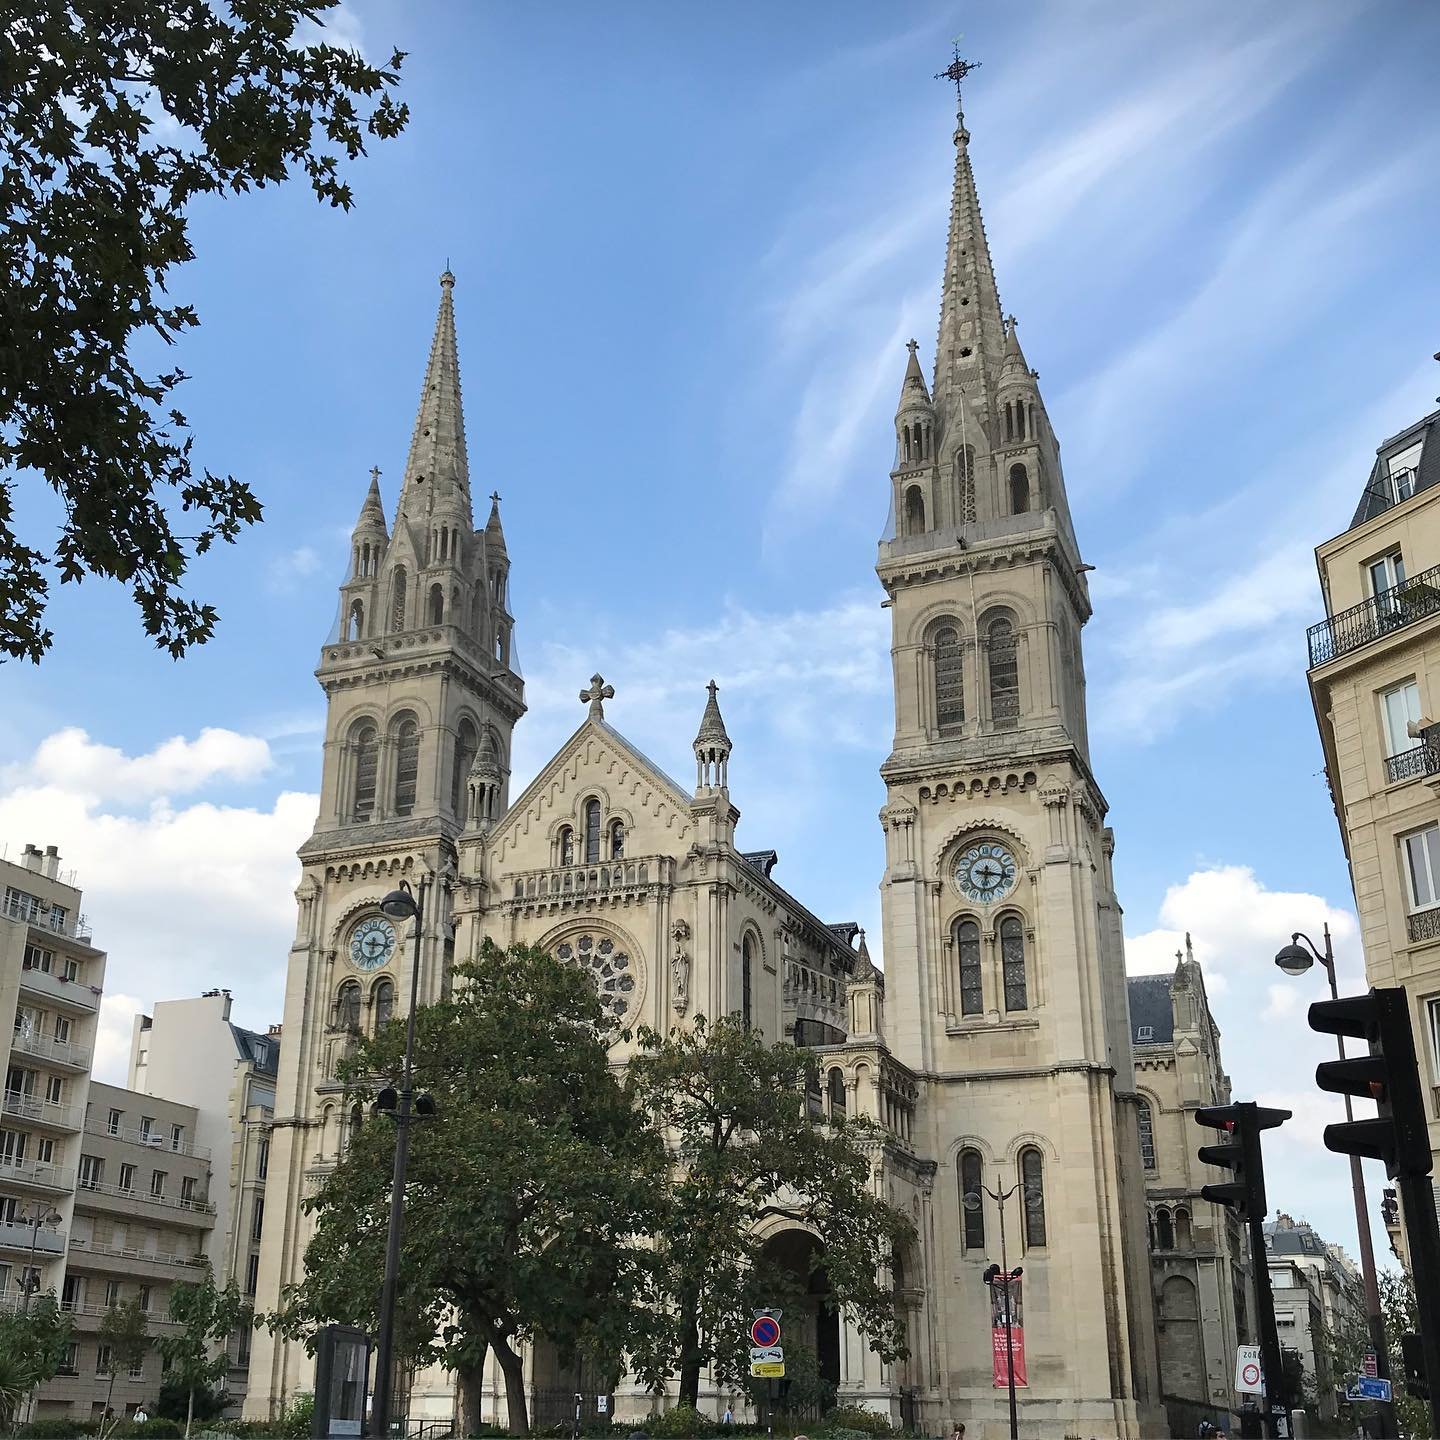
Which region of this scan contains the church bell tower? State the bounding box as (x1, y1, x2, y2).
(876, 59, 1163, 1436)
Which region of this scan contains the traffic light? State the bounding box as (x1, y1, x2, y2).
(1309, 988, 1432, 1179)
(1382, 1188, 1399, 1227)
(1194, 1101, 1291, 1217)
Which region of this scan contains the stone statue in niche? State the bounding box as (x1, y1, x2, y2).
(670, 918, 690, 1015)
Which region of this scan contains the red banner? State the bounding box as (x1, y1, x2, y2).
(990, 1278, 1027, 1388)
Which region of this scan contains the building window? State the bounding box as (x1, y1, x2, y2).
(558, 826, 575, 866)
(583, 799, 602, 864)
(1426, 997, 1440, 1083)
(1009, 463, 1029, 515)
(1403, 825, 1440, 911)
(351, 723, 379, 822)
(129, 1353, 145, 1379)
(107, 1109, 122, 1136)
(96, 1344, 113, 1376)
(118, 1163, 136, 1193)
(1387, 442, 1422, 504)
(257, 1138, 270, 1181)
(389, 567, 407, 632)
(170, 1124, 183, 1152)
(138, 1285, 151, 1313)
(150, 1171, 167, 1199)
(999, 915, 1028, 1011)
(60, 956, 79, 981)
(451, 719, 478, 821)
(1156, 1207, 1174, 1250)
(21, 944, 52, 973)
(1136, 1025, 1153, 1042)
(245, 1253, 259, 1296)
(374, 979, 395, 1028)
(933, 624, 965, 735)
(44, 1075, 63, 1104)
(553, 935, 635, 1021)
(987, 617, 1020, 721)
(180, 1176, 196, 1206)
(610, 820, 626, 859)
(36, 1138, 52, 1163)
(1137, 1099, 1156, 1171)
(1369, 550, 1406, 600)
(1383, 681, 1422, 760)
(741, 935, 754, 1031)
(957, 919, 983, 1016)
(334, 981, 362, 1032)
(251, 1197, 265, 1242)
(828, 1068, 847, 1117)
(139, 1117, 154, 1142)
(3, 888, 42, 923)
(60, 1341, 78, 1376)
(953, 444, 975, 523)
(79, 1156, 103, 1191)
(392, 716, 420, 817)
(1021, 1148, 1046, 1248)
(53, 1016, 70, 1045)
(959, 1149, 985, 1250)
(904, 485, 926, 536)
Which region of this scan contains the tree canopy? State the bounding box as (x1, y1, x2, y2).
(158, 1262, 251, 1438)
(0, 1, 408, 662)
(0, 1294, 71, 1427)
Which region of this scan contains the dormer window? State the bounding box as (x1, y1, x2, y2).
(1386, 441, 1423, 505)
(1136, 1025, 1153, 1042)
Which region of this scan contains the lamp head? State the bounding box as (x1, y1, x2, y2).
(1274, 935, 1314, 978)
(380, 882, 418, 921)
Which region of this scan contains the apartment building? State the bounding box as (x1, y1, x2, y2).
(1306, 404, 1440, 1256)
(0, 844, 104, 1320)
(38, 1081, 217, 1421)
(129, 992, 278, 1411)
(1128, 938, 1252, 1437)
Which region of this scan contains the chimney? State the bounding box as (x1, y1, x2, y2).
(21, 843, 43, 874)
(42, 845, 59, 879)
(267, 1023, 283, 1038)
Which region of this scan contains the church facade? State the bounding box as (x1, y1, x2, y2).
(247, 80, 1164, 1440)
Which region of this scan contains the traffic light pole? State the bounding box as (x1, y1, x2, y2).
(1397, 1169, 1440, 1437)
(1245, 1201, 1285, 1439)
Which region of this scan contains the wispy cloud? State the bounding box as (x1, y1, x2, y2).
(264, 544, 326, 596)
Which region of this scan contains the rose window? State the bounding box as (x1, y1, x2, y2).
(555, 934, 635, 1019)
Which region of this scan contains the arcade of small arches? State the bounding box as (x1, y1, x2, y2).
(341, 709, 502, 827)
(1149, 1203, 1194, 1253)
(342, 558, 512, 666)
(955, 1144, 1049, 1254)
(898, 447, 1033, 539)
(552, 797, 628, 869)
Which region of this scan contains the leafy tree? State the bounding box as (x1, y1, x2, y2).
(0, 1, 409, 663)
(0, 1293, 71, 1426)
(155, 1376, 226, 1426)
(626, 1015, 914, 1409)
(158, 1263, 251, 1438)
(1325, 1269, 1432, 1440)
(98, 1298, 151, 1433)
(269, 940, 664, 1436)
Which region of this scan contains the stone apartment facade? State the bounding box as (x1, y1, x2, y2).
(1127, 940, 1252, 1436)
(0, 845, 104, 1326)
(1305, 405, 1440, 1260)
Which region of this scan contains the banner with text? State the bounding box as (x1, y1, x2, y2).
(990, 1279, 1027, 1389)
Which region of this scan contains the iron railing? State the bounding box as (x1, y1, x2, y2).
(1308, 563, 1440, 668)
(1408, 908, 1440, 944)
(1385, 743, 1440, 785)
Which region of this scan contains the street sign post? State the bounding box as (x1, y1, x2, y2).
(1347, 1378, 1394, 1403)
(596, 1397, 608, 1415)
(1236, 1346, 1264, 1395)
(1364, 1351, 1379, 1380)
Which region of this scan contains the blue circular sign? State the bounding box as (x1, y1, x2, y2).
(751, 1316, 780, 1348)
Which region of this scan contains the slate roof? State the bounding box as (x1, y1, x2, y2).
(741, 850, 779, 878)
(231, 1024, 279, 1077)
(1350, 406, 1440, 528)
(1126, 974, 1175, 1047)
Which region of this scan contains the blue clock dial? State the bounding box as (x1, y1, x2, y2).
(349, 917, 397, 972)
(954, 842, 1018, 904)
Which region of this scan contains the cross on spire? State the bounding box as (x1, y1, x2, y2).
(370, 465, 382, 485)
(580, 673, 615, 721)
(490, 491, 501, 505)
(934, 43, 981, 98)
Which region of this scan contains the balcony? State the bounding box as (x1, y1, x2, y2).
(1407, 908, 1440, 945)
(61, 1300, 180, 1328)
(17, 966, 101, 1015)
(0, 1220, 65, 1256)
(1308, 564, 1440, 668)
(504, 855, 674, 911)
(67, 1235, 206, 1275)
(10, 1027, 92, 1072)
(1386, 742, 1440, 786)
(82, 1120, 210, 1160)
(75, 1178, 216, 1227)
(2, 1091, 80, 1132)
(0, 1156, 74, 1194)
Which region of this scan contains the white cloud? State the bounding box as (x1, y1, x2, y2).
(295, 2, 367, 57)
(0, 730, 313, 1082)
(264, 544, 326, 596)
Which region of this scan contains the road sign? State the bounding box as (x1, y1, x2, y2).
(596, 1398, 608, 1415)
(751, 1315, 781, 1348)
(1346, 1377, 1393, 1403)
(1363, 1349, 1379, 1379)
(1235, 1345, 1263, 1394)
(750, 1361, 785, 1379)
(751, 1346, 783, 1364)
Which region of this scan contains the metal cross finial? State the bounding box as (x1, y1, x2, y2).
(580, 673, 615, 721)
(369, 465, 382, 485)
(490, 491, 501, 506)
(935, 42, 981, 96)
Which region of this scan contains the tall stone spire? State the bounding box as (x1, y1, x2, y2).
(398, 270, 470, 519)
(932, 67, 1006, 420)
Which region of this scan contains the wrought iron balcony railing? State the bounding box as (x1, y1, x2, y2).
(1308, 563, 1440, 668)
(1385, 742, 1440, 785)
(1407, 908, 1440, 945)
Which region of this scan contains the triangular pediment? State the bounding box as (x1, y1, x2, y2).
(489, 718, 695, 870)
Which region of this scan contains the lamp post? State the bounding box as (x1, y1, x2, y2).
(19, 1206, 61, 1316)
(367, 877, 435, 1440)
(966, 1180, 1035, 1440)
(1274, 924, 1395, 1438)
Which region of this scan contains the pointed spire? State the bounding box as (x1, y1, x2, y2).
(353, 466, 388, 534)
(933, 64, 1006, 417)
(398, 270, 470, 520)
(853, 929, 877, 979)
(895, 339, 933, 415)
(693, 680, 732, 791)
(694, 680, 731, 749)
(999, 314, 1032, 385)
(485, 490, 507, 554)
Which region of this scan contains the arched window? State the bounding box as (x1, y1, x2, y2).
(1009, 464, 1030, 515)
(389, 568, 407, 633)
(933, 624, 964, 734)
(904, 485, 926, 536)
(451, 719, 478, 821)
(805, 1064, 823, 1119)
(987, 616, 1019, 721)
(334, 981, 361, 1032)
(1155, 1207, 1174, 1250)
(1021, 1148, 1046, 1248)
(902, 425, 911, 463)
(828, 1068, 847, 1117)
(583, 799, 602, 863)
(610, 820, 625, 859)
(999, 914, 1028, 1011)
(346, 600, 364, 642)
(392, 717, 420, 817)
(953, 445, 975, 523)
(558, 826, 575, 867)
(1004, 401, 1014, 442)
(351, 723, 379, 822)
(959, 1149, 985, 1250)
(741, 934, 754, 1031)
(1175, 1207, 1192, 1248)
(373, 979, 395, 1029)
(1137, 1099, 1156, 1170)
(347, 1104, 362, 1152)
(957, 919, 983, 1016)
(428, 584, 444, 625)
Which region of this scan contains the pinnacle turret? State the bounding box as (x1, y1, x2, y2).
(693, 680, 732, 792)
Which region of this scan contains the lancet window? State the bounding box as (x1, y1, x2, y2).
(1000, 914, 1028, 1011)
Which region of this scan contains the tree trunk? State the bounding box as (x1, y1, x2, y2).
(185, 1383, 195, 1439)
(678, 1290, 702, 1411)
(492, 1335, 529, 1436)
(456, 1346, 489, 1438)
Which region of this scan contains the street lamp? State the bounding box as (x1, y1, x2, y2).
(1273, 923, 1395, 1438)
(367, 878, 436, 1440)
(965, 1180, 1039, 1440)
(19, 1207, 61, 1315)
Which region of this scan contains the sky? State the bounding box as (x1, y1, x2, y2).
(5, 0, 1440, 1270)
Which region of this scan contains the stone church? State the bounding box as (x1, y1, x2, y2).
(247, 80, 1165, 1439)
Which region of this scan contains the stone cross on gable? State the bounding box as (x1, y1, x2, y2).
(580, 673, 615, 721)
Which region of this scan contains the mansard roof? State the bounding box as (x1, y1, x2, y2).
(1126, 973, 1175, 1046)
(1349, 405, 1440, 528)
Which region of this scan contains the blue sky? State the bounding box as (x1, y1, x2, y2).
(5, 1, 1440, 1264)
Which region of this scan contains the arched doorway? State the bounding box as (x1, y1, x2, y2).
(757, 1229, 841, 1409)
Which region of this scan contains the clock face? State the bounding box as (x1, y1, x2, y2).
(349, 917, 397, 972)
(954, 842, 1018, 904)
